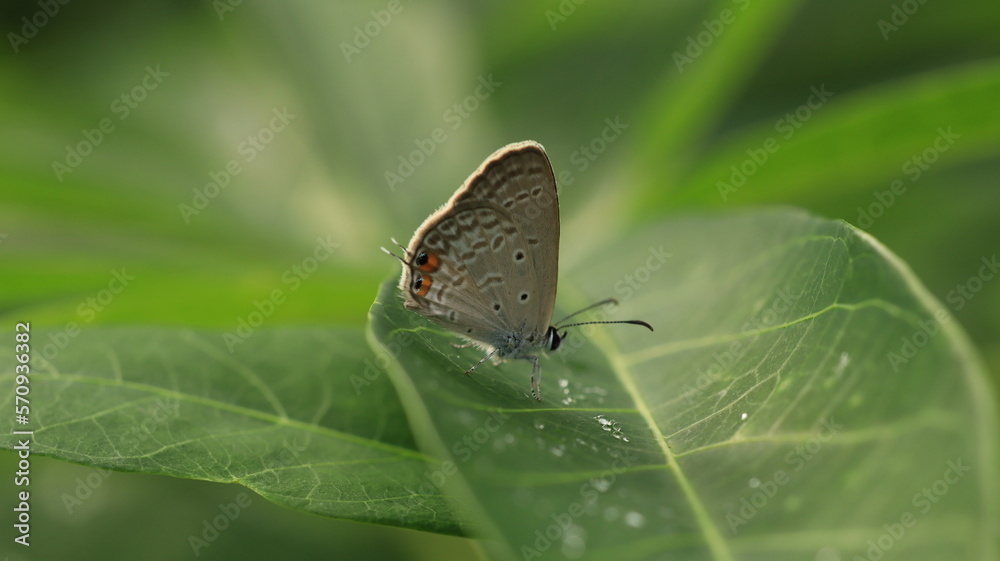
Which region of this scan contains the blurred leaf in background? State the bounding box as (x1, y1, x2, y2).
(1, 0, 998, 560)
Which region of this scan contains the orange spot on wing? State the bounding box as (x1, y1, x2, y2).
(413, 274, 433, 297)
(417, 252, 440, 272)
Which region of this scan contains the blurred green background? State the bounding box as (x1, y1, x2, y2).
(1, 1, 998, 559)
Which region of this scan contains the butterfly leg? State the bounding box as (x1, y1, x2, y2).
(529, 356, 542, 401)
(464, 347, 499, 376)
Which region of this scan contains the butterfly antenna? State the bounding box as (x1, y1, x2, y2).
(558, 319, 653, 332)
(381, 238, 412, 266)
(553, 297, 618, 327)
(390, 237, 410, 256)
(380, 246, 408, 266)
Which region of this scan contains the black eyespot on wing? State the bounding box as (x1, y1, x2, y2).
(415, 251, 440, 272)
(520, 292, 529, 301)
(412, 274, 432, 297)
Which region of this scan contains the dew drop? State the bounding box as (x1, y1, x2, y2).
(595, 414, 629, 441)
(834, 351, 850, 377)
(624, 511, 646, 528)
(534, 420, 546, 430)
(740, 412, 749, 421)
(748, 477, 761, 488)
(591, 478, 611, 493)
(550, 445, 565, 457)
(559, 378, 569, 389)
(561, 525, 587, 559)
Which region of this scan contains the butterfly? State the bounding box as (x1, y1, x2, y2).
(383, 140, 652, 400)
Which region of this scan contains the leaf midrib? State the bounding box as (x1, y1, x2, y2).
(591, 327, 735, 561)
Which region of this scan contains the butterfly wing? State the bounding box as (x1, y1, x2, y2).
(399, 141, 559, 350)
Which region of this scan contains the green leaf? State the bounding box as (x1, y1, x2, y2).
(368, 208, 997, 561)
(633, 0, 804, 178)
(0, 327, 465, 535)
(641, 59, 1000, 210)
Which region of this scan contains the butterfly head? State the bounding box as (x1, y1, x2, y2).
(544, 325, 566, 352)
